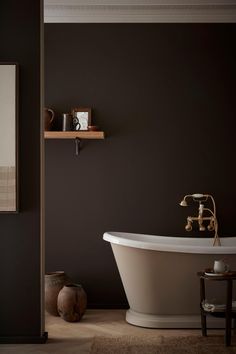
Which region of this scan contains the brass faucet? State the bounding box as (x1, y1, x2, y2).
(179, 194, 221, 246)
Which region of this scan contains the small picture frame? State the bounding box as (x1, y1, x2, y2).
(72, 107, 91, 131)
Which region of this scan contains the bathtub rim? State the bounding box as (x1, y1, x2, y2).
(103, 231, 236, 254)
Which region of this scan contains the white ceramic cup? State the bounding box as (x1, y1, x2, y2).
(213, 260, 229, 274)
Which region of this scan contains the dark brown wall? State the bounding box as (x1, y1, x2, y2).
(0, 0, 42, 338)
(45, 24, 236, 307)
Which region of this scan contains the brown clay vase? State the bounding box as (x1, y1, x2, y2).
(45, 271, 71, 316)
(57, 284, 87, 322)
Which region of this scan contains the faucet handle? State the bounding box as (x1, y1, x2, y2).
(208, 224, 214, 231)
(185, 217, 192, 231)
(185, 223, 192, 231)
(207, 218, 215, 231)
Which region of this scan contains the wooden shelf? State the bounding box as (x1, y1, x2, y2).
(44, 131, 105, 140)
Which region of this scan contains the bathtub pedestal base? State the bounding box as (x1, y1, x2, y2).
(126, 309, 225, 329)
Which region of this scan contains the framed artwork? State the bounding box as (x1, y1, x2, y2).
(0, 62, 19, 212)
(72, 107, 91, 131)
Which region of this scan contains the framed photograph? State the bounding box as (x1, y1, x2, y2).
(72, 107, 91, 131)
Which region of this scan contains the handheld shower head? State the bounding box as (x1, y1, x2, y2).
(191, 194, 204, 199)
(179, 199, 188, 207)
(180, 194, 206, 207)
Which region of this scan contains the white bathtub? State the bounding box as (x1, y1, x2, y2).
(103, 231, 236, 328)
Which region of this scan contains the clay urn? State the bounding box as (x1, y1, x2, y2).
(45, 271, 71, 316)
(57, 284, 87, 322)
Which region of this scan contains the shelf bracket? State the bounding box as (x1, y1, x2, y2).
(75, 137, 81, 155)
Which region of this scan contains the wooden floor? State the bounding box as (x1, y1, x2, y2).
(0, 310, 224, 353)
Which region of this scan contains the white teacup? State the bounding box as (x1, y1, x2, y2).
(213, 260, 229, 274)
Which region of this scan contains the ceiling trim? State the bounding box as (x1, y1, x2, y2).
(44, 1, 236, 23)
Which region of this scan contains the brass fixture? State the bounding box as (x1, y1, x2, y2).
(179, 194, 221, 246)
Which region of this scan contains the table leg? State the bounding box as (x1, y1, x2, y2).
(200, 278, 207, 336)
(225, 279, 232, 346)
(201, 310, 207, 336)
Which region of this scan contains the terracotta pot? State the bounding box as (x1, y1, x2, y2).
(57, 284, 87, 322)
(45, 271, 71, 316)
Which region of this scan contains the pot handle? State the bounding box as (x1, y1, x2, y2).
(46, 108, 55, 123)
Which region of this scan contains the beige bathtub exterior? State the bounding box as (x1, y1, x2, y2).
(104, 232, 236, 328)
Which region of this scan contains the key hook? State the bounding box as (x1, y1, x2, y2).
(75, 137, 81, 156)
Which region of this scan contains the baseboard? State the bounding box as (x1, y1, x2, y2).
(0, 332, 48, 344)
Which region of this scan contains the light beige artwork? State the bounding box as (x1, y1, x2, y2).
(0, 64, 16, 211)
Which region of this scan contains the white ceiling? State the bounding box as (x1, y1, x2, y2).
(44, 0, 236, 22)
